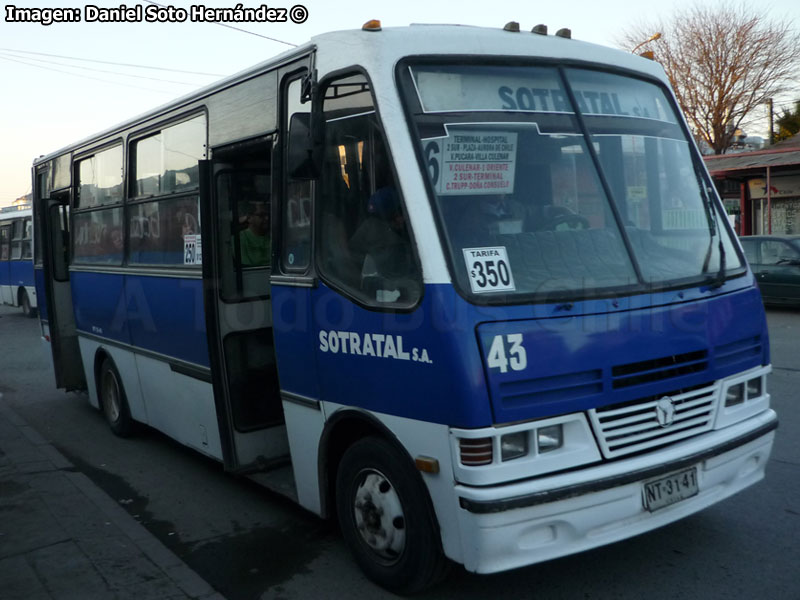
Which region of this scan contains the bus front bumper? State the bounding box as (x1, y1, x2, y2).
(453, 411, 777, 574)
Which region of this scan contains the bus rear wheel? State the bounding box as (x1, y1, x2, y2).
(335, 436, 449, 594)
(99, 358, 135, 438)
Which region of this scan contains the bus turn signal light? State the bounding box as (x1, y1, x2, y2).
(415, 456, 440, 474)
(459, 437, 493, 466)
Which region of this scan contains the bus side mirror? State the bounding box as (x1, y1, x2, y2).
(287, 112, 322, 180)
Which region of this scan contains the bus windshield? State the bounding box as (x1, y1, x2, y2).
(402, 63, 742, 301)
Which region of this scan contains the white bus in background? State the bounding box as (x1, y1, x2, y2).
(0, 204, 36, 316)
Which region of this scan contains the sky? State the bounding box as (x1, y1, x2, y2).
(1, 0, 798, 207)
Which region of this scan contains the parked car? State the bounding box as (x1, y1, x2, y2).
(739, 235, 800, 305)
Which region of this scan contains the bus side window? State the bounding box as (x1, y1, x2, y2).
(10, 218, 24, 260)
(129, 120, 204, 267)
(0, 225, 10, 261)
(22, 218, 33, 260)
(317, 74, 422, 307)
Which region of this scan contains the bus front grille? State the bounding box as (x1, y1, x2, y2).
(611, 350, 708, 389)
(588, 383, 718, 459)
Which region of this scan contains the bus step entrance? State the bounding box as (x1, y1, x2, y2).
(247, 464, 298, 503)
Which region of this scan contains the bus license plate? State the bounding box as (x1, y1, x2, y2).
(643, 467, 699, 512)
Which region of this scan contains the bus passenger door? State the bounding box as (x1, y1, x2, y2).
(200, 142, 288, 474)
(36, 182, 86, 391)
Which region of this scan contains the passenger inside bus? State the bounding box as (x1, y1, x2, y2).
(238, 202, 271, 267)
(350, 184, 417, 302)
(457, 193, 528, 239)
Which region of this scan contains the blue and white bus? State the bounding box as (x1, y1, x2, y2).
(0, 204, 37, 317)
(33, 22, 777, 593)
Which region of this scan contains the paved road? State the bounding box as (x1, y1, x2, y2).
(1, 303, 798, 599)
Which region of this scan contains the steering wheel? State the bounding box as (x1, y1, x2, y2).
(550, 212, 589, 230)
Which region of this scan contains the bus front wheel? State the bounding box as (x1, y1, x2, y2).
(99, 358, 135, 438)
(335, 436, 449, 594)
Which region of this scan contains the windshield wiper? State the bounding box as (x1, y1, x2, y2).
(697, 175, 727, 289)
(711, 234, 726, 289)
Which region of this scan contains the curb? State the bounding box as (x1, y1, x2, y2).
(0, 393, 226, 600)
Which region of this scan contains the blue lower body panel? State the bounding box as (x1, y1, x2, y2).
(71, 271, 209, 367)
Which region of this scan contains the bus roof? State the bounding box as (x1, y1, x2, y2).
(312, 24, 664, 78)
(32, 23, 665, 166)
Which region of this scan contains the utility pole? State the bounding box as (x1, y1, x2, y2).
(767, 98, 774, 145)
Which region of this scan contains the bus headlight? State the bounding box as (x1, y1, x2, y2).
(725, 383, 745, 406)
(452, 415, 601, 485)
(715, 366, 770, 430)
(746, 376, 762, 398)
(537, 425, 563, 453)
(500, 431, 529, 461)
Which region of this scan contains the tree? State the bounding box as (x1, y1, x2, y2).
(775, 100, 800, 143)
(618, 2, 800, 154)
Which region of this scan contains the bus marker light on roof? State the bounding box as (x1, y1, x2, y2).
(555, 28, 571, 39)
(532, 24, 548, 35)
(503, 21, 520, 32)
(362, 19, 382, 31)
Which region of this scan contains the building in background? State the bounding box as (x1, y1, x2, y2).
(10, 194, 32, 209)
(704, 133, 800, 236)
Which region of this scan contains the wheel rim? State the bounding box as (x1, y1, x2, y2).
(102, 369, 121, 424)
(352, 468, 406, 564)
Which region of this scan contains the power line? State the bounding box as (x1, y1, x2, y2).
(141, 0, 297, 47)
(0, 47, 225, 77)
(0, 51, 203, 86)
(0, 55, 179, 94)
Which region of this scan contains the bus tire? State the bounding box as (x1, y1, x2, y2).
(99, 358, 135, 438)
(335, 436, 449, 594)
(20, 289, 36, 318)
